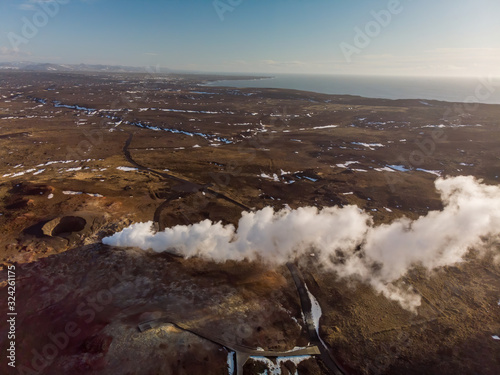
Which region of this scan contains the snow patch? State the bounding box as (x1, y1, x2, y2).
(260, 173, 280, 182)
(117, 166, 139, 172)
(63, 191, 83, 195)
(416, 168, 442, 176)
(312, 125, 338, 130)
(374, 167, 396, 173)
(351, 142, 384, 150)
(388, 165, 410, 172)
(250, 356, 311, 375)
(304, 284, 322, 336)
(227, 351, 235, 375)
(336, 161, 360, 169)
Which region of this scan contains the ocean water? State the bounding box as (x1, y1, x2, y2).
(206, 74, 500, 105)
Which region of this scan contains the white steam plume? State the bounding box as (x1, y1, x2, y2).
(103, 176, 500, 310)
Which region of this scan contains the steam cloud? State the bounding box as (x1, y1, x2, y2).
(103, 176, 500, 310)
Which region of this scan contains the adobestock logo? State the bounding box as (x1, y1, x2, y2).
(8, 0, 69, 52)
(213, 0, 243, 21)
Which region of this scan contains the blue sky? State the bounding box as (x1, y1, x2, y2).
(1, 0, 499, 76)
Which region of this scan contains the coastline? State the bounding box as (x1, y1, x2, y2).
(204, 73, 500, 105)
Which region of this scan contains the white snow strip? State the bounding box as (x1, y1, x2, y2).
(260, 173, 280, 182)
(422, 124, 446, 128)
(303, 176, 318, 182)
(312, 125, 338, 130)
(86, 193, 104, 197)
(304, 284, 322, 336)
(416, 168, 442, 176)
(388, 165, 410, 172)
(336, 161, 360, 169)
(227, 351, 235, 375)
(374, 167, 396, 172)
(63, 191, 102, 197)
(116, 166, 139, 172)
(35, 160, 81, 167)
(351, 142, 384, 150)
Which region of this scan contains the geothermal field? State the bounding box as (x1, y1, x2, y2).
(0, 71, 499, 374)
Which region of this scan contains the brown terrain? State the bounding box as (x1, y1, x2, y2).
(0, 71, 499, 374)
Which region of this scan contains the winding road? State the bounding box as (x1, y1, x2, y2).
(27, 96, 347, 374)
(125, 134, 347, 374)
(287, 263, 346, 375)
(122, 133, 195, 230)
(137, 265, 346, 375)
(122, 132, 251, 230)
(139, 319, 320, 374)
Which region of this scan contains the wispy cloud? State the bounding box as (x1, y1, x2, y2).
(18, 3, 36, 11)
(19, 0, 92, 11)
(30, 0, 66, 3)
(261, 59, 306, 67)
(0, 46, 32, 57)
(18, 0, 57, 11)
(211, 46, 500, 76)
(352, 48, 500, 77)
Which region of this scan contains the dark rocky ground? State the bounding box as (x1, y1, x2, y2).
(0, 71, 499, 374)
